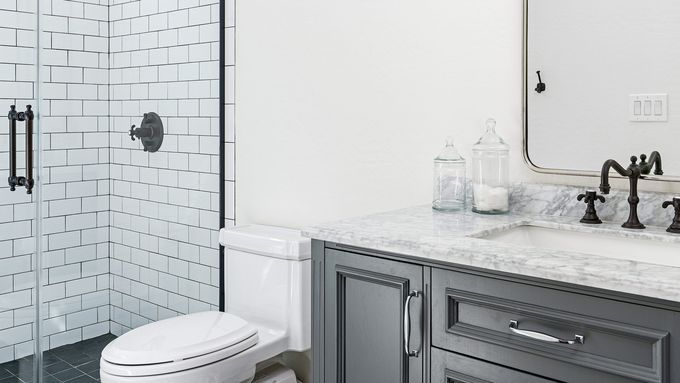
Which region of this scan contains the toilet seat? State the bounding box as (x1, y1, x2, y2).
(101, 311, 259, 377)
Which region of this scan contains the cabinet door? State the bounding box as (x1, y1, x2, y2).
(324, 249, 424, 383)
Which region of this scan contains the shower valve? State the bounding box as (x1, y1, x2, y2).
(129, 124, 153, 140)
(129, 112, 164, 152)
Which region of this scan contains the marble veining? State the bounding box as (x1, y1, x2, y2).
(509, 182, 677, 227)
(303, 194, 680, 303)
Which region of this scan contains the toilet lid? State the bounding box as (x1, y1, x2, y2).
(102, 311, 258, 366)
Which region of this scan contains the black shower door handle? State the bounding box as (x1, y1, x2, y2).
(7, 105, 18, 191)
(7, 105, 35, 194)
(23, 105, 34, 194)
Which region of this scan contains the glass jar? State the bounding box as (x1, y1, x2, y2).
(433, 138, 466, 211)
(472, 118, 510, 214)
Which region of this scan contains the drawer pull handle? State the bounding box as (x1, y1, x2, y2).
(509, 320, 584, 345)
(404, 290, 422, 357)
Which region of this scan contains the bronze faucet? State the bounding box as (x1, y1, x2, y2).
(599, 152, 663, 229)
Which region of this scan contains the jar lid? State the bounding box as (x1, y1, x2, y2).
(472, 118, 509, 152)
(435, 137, 465, 162)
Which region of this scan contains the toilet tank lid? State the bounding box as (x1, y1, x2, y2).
(219, 225, 311, 260)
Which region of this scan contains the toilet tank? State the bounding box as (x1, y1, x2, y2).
(219, 225, 311, 352)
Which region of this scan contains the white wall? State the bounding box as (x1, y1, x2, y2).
(235, 0, 680, 229)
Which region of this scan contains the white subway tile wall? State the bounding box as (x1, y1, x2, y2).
(0, 0, 234, 362)
(225, 0, 235, 228)
(108, 0, 224, 336)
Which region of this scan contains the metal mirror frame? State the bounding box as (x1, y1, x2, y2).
(521, 0, 680, 183)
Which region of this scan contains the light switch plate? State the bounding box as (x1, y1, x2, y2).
(630, 94, 668, 122)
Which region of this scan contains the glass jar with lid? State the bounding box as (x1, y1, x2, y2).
(432, 137, 466, 211)
(472, 118, 510, 214)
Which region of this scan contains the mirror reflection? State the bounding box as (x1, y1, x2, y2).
(525, 0, 680, 177)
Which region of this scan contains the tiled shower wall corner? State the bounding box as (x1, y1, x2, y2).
(224, 0, 234, 228)
(108, 0, 224, 335)
(0, 0, 111, 363)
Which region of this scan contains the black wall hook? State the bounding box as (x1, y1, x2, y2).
(535, 70, 546, 93)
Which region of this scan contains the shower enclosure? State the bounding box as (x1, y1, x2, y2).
(1, 0, 233, 381)
(1, 0, 45, 380)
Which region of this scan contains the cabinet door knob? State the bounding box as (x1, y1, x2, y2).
(509, 320, 584, 345)
(404, 290, 422, 357)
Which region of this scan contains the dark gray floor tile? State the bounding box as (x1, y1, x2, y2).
(56, 354, 91, 369)
(64, 375, 96, 383)
(0, 368, 13, 379)
(74, 361, 98, 375)
(0, 334, 115, 383)
(43, 362, 70, 376)
(42, 353, 61, 368)
(41, 375, 60, 383)
(0, 376, 22, 383)
(1, 361, 20, 374)
(50, 369, 83, 383)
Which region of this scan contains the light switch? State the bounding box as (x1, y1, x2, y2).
(630, 94, 668, 122)
(654, 100, 663, 116)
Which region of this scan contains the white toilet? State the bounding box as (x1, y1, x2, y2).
(100, 225, 311, 383)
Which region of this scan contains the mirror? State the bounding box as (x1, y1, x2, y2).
(524, 0, 680, 180)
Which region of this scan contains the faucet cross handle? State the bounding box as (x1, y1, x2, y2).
(578, 190, 605, 204)
(129, 125, 137, 141)
(662, 198, 680, 234)
(662, 197, 680, 210)
(577, 190, 605, 224)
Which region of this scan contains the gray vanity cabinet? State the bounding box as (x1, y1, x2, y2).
(312, 241, 680, 383)
(312, 244, 426, 383)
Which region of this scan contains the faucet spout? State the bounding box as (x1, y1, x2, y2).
(599, 158, 632, 195)
(599, 153, 662, 230)
(640, 151, 663, 176)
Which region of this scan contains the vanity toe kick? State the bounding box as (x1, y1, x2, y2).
(432, 269, 676, 383)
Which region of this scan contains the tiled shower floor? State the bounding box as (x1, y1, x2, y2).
(0, 334, 116, 383)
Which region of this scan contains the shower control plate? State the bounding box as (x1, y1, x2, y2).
(133, 112, 164, 152)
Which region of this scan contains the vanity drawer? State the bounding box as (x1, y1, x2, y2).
(432, 268, 675, 383)
(431, 347, 558, 383)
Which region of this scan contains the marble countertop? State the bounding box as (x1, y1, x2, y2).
(302, 206, 680, 303)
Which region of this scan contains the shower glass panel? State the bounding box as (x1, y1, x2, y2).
(1, 0, 43, 381)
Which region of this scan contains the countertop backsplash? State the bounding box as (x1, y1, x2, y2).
(508, 182, 676, 228)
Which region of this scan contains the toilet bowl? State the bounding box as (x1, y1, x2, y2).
(100, 225, 311, 383)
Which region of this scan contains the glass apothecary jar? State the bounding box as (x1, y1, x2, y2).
(472, 118, 509, 214)
(433, 138, 466, 211)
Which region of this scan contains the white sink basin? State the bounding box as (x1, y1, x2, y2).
(478, 225, 680, 268)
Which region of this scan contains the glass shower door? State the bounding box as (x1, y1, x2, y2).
(1, 0, 44, 381)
